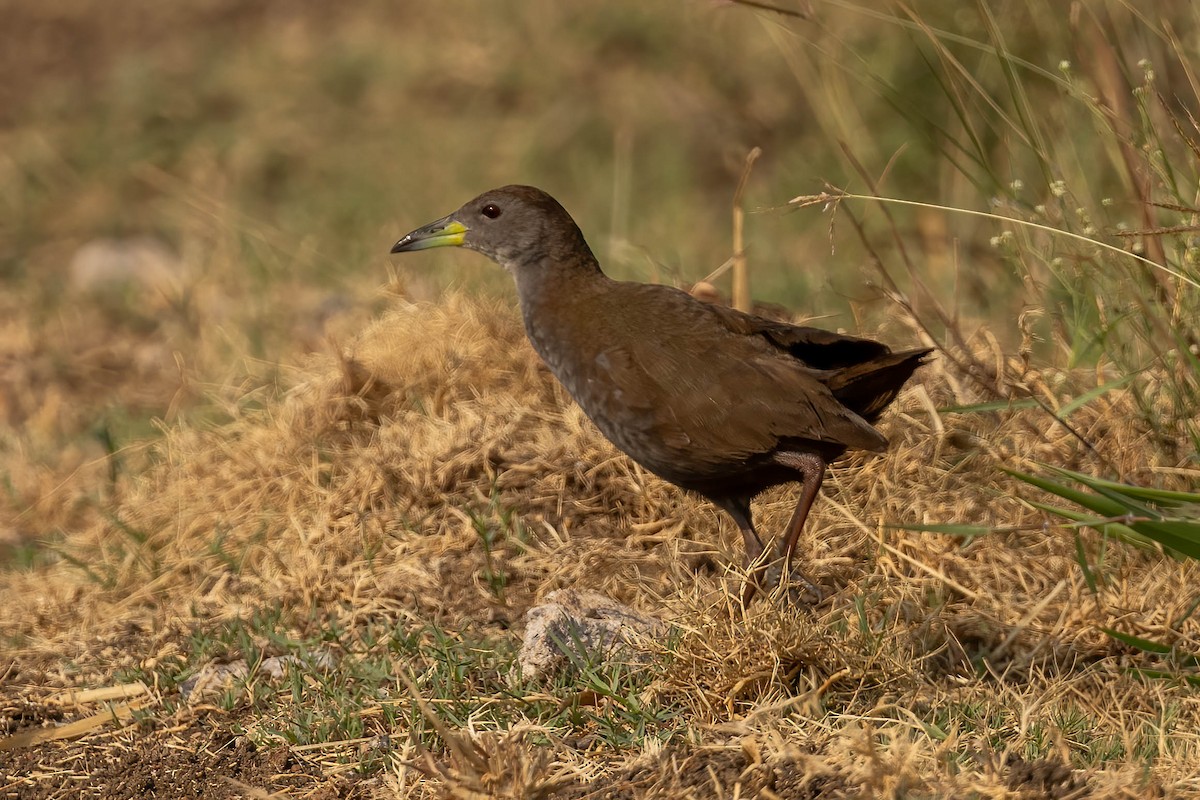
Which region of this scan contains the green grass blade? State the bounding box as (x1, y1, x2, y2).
(1008, 468, 1200, 558)
(1103, 627, 1171, 654)
(1003, 468, 1128, 518)
(1073, 531, 1097, 594)
(1103, 628, 1200, 668)
(1025, 500, 1160, 552)
(1128, 669, 1200, 688)
(940, 398, 1039, 414)
(1045, 465, 1200, 506)
(1130, 520, 1200, 558)
(887, 522, 995, 539)
(942, 373, 1135, 419)
(1056, 373, 1138, 417)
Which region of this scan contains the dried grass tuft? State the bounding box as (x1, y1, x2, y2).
(3, 293, 1198, 796)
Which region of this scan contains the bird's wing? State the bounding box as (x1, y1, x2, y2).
(701, 301, 892, 369)
(585, 290, 887, 473)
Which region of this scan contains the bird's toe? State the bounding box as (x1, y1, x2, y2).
(763, 563, 826, 606)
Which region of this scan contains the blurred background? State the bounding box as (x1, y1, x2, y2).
(2, 0, 1197, 556)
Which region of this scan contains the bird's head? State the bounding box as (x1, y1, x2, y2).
(390, 185, 595, 275)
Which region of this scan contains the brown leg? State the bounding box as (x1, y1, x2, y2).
(772, 451, 826, 573)
(745, 451, 827, 602)
(711, 495, 769, 606)
(734, 509, 769, 608)
(712, 495, 764, 563)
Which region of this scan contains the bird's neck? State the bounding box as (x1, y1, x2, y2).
(512, 254, 605, 313)
(512, 255, 609, 369)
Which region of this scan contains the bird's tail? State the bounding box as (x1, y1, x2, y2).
(828, 347, 934, 422)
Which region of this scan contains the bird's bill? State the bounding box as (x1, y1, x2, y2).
(390, 216, 468, 253)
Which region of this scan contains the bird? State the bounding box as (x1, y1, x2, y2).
(391, 185, 931, 604)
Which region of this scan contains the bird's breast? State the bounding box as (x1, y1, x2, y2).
(523, 310, 655, 438)
(522, 313, 605, 406)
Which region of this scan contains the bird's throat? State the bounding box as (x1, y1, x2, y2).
(513, 260, 608, 381)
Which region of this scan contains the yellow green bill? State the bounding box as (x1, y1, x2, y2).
(390, 217, 468, 253)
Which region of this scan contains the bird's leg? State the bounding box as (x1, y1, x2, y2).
(773, 452, 826, 567)
(736, 513, 765, 566)
(711, 495, 763, 563)
(736, 515, 768, 608)
(763, 451, 827, 600)
(711, 495, 768, 605)
(732, 509, 770, 608)
(722, 502, 783, 607)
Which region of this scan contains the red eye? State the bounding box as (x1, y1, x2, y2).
(481, 204, 502, 219)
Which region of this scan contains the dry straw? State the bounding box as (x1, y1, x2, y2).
(4, 293, 1198, 796)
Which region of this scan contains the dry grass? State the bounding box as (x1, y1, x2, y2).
(4, 292, 1198, 797)
(3, 1, 1200, 797)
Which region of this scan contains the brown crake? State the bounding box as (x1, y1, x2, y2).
(391, 185, 932, 603)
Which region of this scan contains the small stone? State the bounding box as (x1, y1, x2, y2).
(180, 650, 336, 702)
(517, 589, 666, 681)
(180, 660, 249, 702)
(68, 236, 187, 296)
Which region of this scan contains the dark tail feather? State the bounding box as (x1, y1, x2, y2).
(828, 347, 933, 422)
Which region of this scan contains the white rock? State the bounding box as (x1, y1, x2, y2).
(518, 589, 666, 681)
(68, 236, 187, 295)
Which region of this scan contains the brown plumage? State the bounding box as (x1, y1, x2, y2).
(391, 185, 932, 603)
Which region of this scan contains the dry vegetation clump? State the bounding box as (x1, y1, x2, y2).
(0, 287, 187, 546)
(0, 295, 676, 659)
(3, 293, 1198, 797)
(4, 2, 1200, 795)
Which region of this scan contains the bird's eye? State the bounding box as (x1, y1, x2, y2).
(481, 204, 502, 219)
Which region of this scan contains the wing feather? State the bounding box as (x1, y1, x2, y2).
(577, 288, 887, 477)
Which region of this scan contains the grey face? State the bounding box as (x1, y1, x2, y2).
(390, 185, 591, 273)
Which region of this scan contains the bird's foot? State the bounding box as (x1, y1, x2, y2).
(741, 559, 826, 607)
(763, 563, 826, 606)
